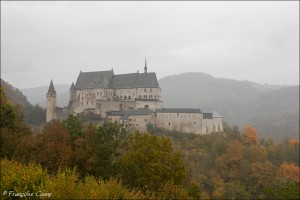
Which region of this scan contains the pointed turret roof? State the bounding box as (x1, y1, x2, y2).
(70, 82, 75, 90)
(47, 79, 56, 95)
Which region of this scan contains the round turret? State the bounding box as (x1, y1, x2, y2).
(46, 79, 57, 122)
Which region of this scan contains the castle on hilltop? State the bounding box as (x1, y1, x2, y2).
(46, 61, 223, 134)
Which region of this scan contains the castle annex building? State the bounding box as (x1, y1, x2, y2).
(46, 62, 223, 134)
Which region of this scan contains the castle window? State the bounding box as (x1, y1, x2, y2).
(128, 96, 131, 100)
(97, 92, 99, 95)
(194, 122, 196, 124)
(91, 101, 93, 105)
(145, 119, 147, 122)
(49, 99, 50, 101)
(124, 95, 127, 100)
(87, 101, 88, 105)
(100, 92, 102, 95)
(169, 122, 170, 126)
(155, 95, 157, 99)
(144, 89, 147, 92)
(150, 89, 152, 92)
(145, 95, 147, 98)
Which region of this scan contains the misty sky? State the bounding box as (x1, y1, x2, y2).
(1, 1, 299, 89)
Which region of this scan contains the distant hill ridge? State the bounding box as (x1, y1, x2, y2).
(1, 79, 46, 125)
(20, 72, 299, 142)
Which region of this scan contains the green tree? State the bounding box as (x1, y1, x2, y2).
(77, 122, 130, 179)
(64, 114, 83, 138)
(120, 132, 186, 192)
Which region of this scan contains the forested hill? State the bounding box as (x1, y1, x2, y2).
(1, 79, 45, 125)
(159, 73, 299, 142)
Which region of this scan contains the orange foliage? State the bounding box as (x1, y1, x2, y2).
(277, 162, 300, 182)
(242, 125, 258, 145)
(288, 139, 300, 145)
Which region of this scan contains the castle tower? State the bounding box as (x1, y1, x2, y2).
(46, 79, 57, 122)
(144, 59, 147, 73)
(69, 82, 76, 101)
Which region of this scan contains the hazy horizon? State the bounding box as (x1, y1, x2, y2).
(1, 1, 299, 89)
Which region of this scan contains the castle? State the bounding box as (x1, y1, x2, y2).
(46, 61, 223, 134)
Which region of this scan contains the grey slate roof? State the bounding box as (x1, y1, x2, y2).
(107, 109, 153, 120)
(201, 110, 223, 118)
(47, 80, 56, 95)
(110, 73, 138, 89)
(156, 108, 202, 113)
(74, 70, 159, 90)
(110, 72, 159, 89)
(212, 111, 222, 118)
(134, 73, 159, 88)
(75, 70, 114, 89)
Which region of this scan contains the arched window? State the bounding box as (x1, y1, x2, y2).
(124, 95, 127, 99)
(128, 96, 131, 99)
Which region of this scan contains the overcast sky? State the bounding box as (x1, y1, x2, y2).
(1, 1, 299, 89)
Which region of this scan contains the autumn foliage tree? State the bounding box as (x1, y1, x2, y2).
(36, 120, 72, 172)
(0, 87, 31, 159)
(242, 125, 258, 145)
(277, 162, 300, 182)
(120, 132, 186, 192)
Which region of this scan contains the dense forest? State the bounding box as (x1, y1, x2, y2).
(1, 86, 299, 199)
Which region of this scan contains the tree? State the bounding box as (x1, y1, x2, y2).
(248, 161, 275, 197)
(64, 114, 83, 138)
(120, 132, 186, 192)
(37, 120, 72, 172)
(277, 162, 299, 182)
(0, 87, 31, 159)
(242, 125, 258, 145)
(157, 181, 190, 199)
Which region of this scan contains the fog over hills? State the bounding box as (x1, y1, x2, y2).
(160, 73, 299, 142)
(21, 85, 70, 108)
(20, 72, 299, 142)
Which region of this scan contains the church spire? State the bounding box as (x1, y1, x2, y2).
(144, 58, 147, 73)
(47, 79, 56, 95)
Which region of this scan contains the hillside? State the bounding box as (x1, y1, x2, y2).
(1, 79, 46, 125)
(159, 73, 299, 142)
